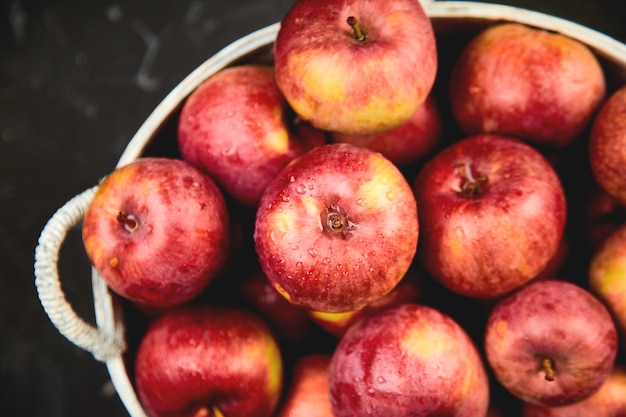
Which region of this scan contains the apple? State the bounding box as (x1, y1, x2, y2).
(328, 303, 490, 417)
(521, 365, 626, 417)
(589, 84, 626, 206)
(134, 304, 283, 417)
(276, 354, 334, 417)
(177, 64, 326, 207)
(589, 222, 626, 342)
(331, 93, 443, 167)
(412, 134, 567, 298)
(82, 157, 231, 308)
(449, 23, 606, 147)
(484, 279, 618, 407)
(254, 143, 418, 313)
(306, 265, 423, 337)
(273, 0, 437, 135)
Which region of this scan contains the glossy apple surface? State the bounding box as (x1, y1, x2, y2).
(449, 23, 605, 147)
(82, 157, 231, 307)
(273, 0, 437, 135)
(484, 279, 618, 407)
(413, 134, 567, 298)
(134, 304, 283, 417)
(328, 303, 490, 417)
(589, 84, 626, 207)
(331, 93, 442, 167)
(178, 64, 326, 207)
(254, 143, 418, 312)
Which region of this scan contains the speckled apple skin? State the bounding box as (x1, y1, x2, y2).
(413, 134, 566, 298)
(134, 305, 283, 417)
(82, 157, 230, 307)
(449, 23, 606, 147)
(589, 85, 626, 207)
(521, 365, 626, 417)
(589, 222, 626, 342)
(328, 303, 490, 417)
(277, 354, 334, 417)
(178, 64, 326, 207)
(254, 143, 418, 313)
(273, 0, 437, 135)
(485, 279, 618, 407)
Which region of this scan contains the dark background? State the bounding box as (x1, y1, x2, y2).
(2, 1, 626, 416)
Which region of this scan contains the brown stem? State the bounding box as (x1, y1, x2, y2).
(347, 16, 366, 42)
(321, 205, 355, 238)
(117, 211, 139, 232)
(455, 162, 488, 198)
(541, 357, 556, 381)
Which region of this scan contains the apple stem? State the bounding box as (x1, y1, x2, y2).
(322, 205, 355, 238)
(455, 162, 488, 198)
(347, 16, 366, 42)
(117, 211, 139, 232)
(541, 357, 556, 381)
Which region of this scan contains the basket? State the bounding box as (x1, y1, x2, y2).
(34, 2, 626, 416)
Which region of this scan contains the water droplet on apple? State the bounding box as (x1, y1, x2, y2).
(323, 257, 331, 264)
(277, 219, 289, 233)
(296, 261, 303, 268)
(366, 387, 375, 396)
(291, 244, 299, 250)
(281, 194, 290, 202)
(308, 248, 318, 258)
(356, 198, 367, 206)
(455, 227, 465, 238)
(295, 184, 306, 194)
(289, 175, 296, 183)
(386, 191, 396, 201)
(376, 376, 386, 384)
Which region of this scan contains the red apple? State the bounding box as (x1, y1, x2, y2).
(134, 304, 283, 417)
(484, 279, 618, 407)
(589, 222, 626, 342)
(412, 134, 567, 298)
(331, 93, 443, 167)
(81, 157, 230, 308)
(449, 23, 606, 147)
(177, 64, 326, 207)
(276, 354, 334, 417)
(328, 303, 490, 417)
(254, 143, 418, 313)
(589, 84, 626, 206)
(273, 0, 437, 135)
(521, 365, 626, 417)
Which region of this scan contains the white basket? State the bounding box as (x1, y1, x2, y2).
(34, 2, 626, 416)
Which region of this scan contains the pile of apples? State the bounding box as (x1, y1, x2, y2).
(79, 0, 626, 416)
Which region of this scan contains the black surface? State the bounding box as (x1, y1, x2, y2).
(2, 1, 626, 416)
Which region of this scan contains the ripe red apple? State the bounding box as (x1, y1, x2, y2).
(254, 143, 418, 313)
(521, 365, 626, 417)
(589, 84, 626, 206)
(484, 279, 618, 407)
(589, 222, 626, 342)
(276, 354, 334, 417)
(273, 0, 437, 135)
(134, 304, 283, 417)
(82, 157, 231, 308)
(412, 134, 567, 298)
(331, 93, 443, 167)
(177, 64, 326, 207)
(449, 23, 606, 147)
(328, 303, 490, 417)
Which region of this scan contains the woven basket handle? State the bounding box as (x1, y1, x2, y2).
(34, 186, 125, 362)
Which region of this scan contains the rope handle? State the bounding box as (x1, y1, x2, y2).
(34, 186, 126, 362)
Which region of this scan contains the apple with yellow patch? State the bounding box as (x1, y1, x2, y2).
(328, 303, 490, 416)
(254, 143, 418, 313)
(178, 64, 326, 207)
(273, 0, 437, 135)
(134, 304, 284, 417)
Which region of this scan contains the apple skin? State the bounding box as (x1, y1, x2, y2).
(254, 143, 419, 313)
(134, 304, 284, 417)
(484, 279, 618, 407)
(449, 23, 606, 147)
(328, 303, 490, 417)
(276, 354, 334, 417)
(82, 157, 231, 308)
(273, 0, 437, 135)
(412, 134, 567, 298)
(589, 222, 626, 343)
(331, 93, 443, 167)
(589, 84, 626, 207)
(521, 365, 626, 417)
(177, 64, 326, 207)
